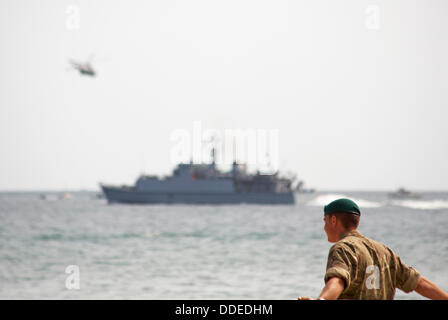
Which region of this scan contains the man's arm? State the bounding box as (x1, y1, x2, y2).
(318, 277, 345, 300)
(299, 244, 351, 300)
(414, 276, 448, 300)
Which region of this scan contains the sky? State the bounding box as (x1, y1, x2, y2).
(0, 0, 447, 191)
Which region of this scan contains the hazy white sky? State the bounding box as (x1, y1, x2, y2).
(1, 0, 447, 191)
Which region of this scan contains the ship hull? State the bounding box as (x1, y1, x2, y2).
(101, 186, 295, 205)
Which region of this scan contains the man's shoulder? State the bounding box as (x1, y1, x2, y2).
(331, 231, 387, 254)
(333, 232, 395, 257)
(332, 232, 365, 249)
(357, 233, 394, 254)
(329, 237, 359, 255)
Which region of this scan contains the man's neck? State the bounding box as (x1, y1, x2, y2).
(338, 228, 358, 240)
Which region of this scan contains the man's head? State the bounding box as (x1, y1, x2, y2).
(323, 198, 360, 243)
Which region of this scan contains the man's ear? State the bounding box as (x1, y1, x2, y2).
(331, 215, 337, 226)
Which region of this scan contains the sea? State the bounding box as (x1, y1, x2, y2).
(1, 191, 447, 300)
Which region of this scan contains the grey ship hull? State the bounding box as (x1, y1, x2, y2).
(101, 186, 295, 205)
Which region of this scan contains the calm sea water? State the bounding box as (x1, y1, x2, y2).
(0, 191, 447, 299)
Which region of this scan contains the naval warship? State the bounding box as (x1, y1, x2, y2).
(100, 150, 295, 205)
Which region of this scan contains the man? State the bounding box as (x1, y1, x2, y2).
(299, 198, 448, 300)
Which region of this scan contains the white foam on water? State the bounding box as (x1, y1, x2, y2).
(306, 194, 383, 208)
(306, 194, 347, 207)
(391, 200, 448, 210)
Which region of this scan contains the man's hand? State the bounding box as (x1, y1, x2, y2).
(297, 296, 314, 300)
(298, 277, 345, 300)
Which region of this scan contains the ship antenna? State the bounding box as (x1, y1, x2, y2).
(211, 147, 216, 166)
(233, 136, 237, 165)
(209, 135, 216, 166)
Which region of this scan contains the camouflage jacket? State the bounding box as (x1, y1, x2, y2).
(324, 230, 421, 299)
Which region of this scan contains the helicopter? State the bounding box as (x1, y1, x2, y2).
(69, 58, 96, 77)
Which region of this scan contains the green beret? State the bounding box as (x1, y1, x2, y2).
(324, 198, 361, 216)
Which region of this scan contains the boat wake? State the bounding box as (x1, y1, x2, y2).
(390, 199, 448, 210)
(306, 193, 383, 208)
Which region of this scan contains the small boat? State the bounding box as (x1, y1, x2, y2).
(388, 188, 421, 199)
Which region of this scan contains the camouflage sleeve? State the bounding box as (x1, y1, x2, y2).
(394, 254, 421, 293)
(324, 244, 355, 291)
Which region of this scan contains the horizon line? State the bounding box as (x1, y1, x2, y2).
(0, 188, 447, 193)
